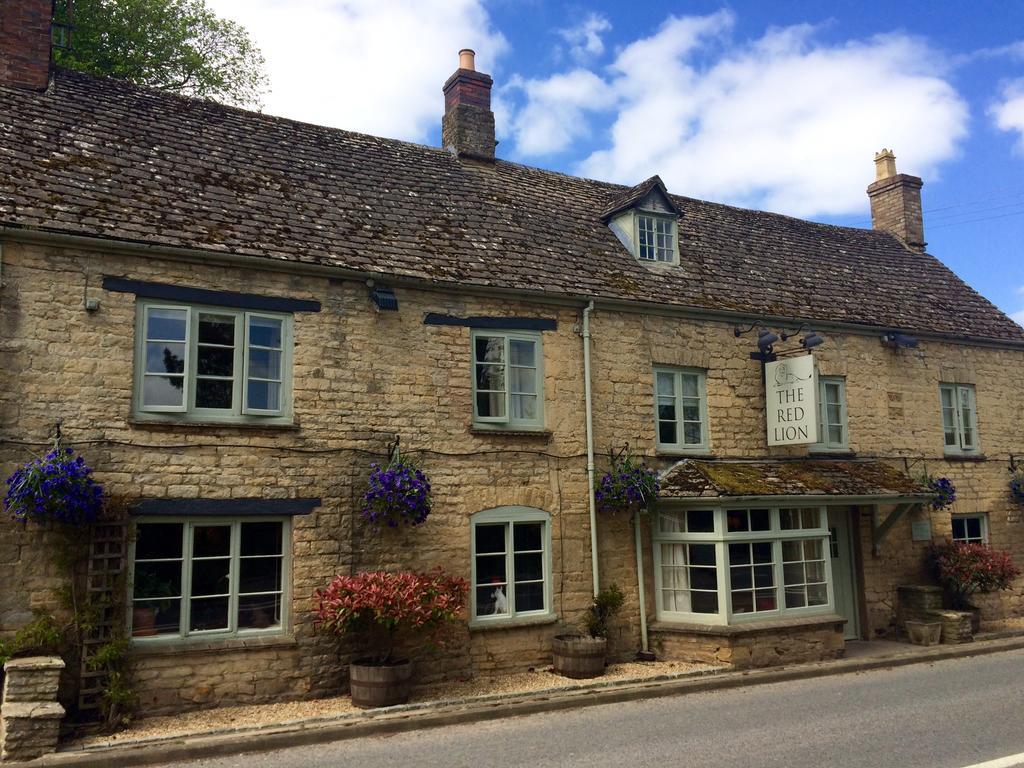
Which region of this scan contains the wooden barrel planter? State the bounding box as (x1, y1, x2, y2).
(552, 634, 607, 679)
(349, 659, 413, 708)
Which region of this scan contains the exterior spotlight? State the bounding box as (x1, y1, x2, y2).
(883, 332, 918, 348)
(369, 285, 398, 311)
(757, 329, 779, 351)
(801, 332, 825, 349)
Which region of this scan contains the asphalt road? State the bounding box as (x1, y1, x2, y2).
(167, 648, 1024, 768)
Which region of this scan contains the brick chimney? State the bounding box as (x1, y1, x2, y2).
(442, 49, 496, 162)
(866, 149, 925, 251)
(0, 0, 53, 90)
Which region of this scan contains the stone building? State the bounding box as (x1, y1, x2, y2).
(1, 0, 1022, 714)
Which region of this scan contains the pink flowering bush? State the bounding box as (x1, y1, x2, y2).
(315, 569, 468, 664)
(928, 542, 1020, 609)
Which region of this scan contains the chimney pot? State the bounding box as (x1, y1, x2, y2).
(867, 149, 926, 251)
(442, 48, 496, 162)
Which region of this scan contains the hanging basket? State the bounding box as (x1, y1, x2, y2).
(1010, 471, 1024, 504)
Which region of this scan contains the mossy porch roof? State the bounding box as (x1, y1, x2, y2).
(659, 459, 931, 499)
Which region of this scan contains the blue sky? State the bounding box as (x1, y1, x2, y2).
(208, 0, 1024, 326)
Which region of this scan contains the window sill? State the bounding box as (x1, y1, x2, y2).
(656, 448, 713, 458)
(649, 612, 845, 637)
(807, 449, 857, 458)
(128, 417, 300, 432)
(469, 426, 553, 441)
(942, 452, 986, 462)
(130, 633, 297, 657)
(469, 613, 559, 632)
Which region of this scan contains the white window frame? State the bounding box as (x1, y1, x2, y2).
(652, 506, 834, 626)
(128, 516, 291, 643)
(811, 377, 848, 452)
(951, 513, 988, 545)
(653, 367, 709, 453)
(470, 330, 545, 430)
(939, 383, 979, 454)
(134, 301, 294, 424)
(470, 506, 554, 626)
(634, 212, 679, 264)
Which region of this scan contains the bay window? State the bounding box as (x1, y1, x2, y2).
(653, 506, 833, 624)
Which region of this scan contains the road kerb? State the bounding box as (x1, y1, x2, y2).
(13, 634, 1024, 768)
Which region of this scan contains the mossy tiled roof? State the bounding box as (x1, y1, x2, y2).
(659, 459, 931, 499)
(2, 69, 1022, 342)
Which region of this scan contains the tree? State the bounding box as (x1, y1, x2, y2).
(53, 0, 268, 108)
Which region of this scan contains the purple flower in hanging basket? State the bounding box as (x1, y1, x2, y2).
(927, 476, 957, 510)
(1010, 472, 1024, 504)
(4, 447, 103, 527)
(362, 457, 432, 529)
(596, 453, 659, 513)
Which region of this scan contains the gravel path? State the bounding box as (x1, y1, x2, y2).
(75, 660, 716, 747)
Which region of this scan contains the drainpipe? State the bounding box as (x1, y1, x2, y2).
(582, 300, 599, 597)
(634, 510, 651, 655)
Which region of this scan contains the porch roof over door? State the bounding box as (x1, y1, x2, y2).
(658, 459, 932, 505)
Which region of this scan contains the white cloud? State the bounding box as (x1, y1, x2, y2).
(508, 12, 969, 218)
(1012, 309, 1024, 327)
(992, 80, 1024, 153)
(206, 0, 507, 141)
(558, 14, 612, 62)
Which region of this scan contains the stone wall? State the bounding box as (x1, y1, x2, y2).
(1, 237, 1022, 713)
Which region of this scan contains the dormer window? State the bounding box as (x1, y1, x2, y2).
(637, 214, 676, 263)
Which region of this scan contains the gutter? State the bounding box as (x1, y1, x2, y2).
(4, 225, 1024, 351)
(582, 300, 599, 598)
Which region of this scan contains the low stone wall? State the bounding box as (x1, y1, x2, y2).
(649, 615, 846, 669)
(1, 656, 65, 762)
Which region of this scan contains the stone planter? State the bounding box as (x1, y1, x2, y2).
(904, 620, 942, 646)
(348, 659, 412, 709)
(552, 634, 607, 679)
(963, 605, 981, 634)
(928, 610, 973, 645)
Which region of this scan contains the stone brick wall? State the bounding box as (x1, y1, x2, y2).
(0, 0, 52, 91)
(2, 238, 1022, 713)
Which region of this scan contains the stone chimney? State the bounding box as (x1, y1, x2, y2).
(866, 149, 925, 251)
(442, 49, 496, 162)
(0, 0, 53, 90)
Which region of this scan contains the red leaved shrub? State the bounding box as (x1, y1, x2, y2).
(315, 569, 468, 664)
(928, 542, 1021, 609)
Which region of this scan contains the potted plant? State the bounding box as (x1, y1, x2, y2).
(552, 584, 624, 679)
(924, 476, 956, 511)
(1010, 469, 1024, 504)
(362, 454, 432, 530)
(927, 542, 1020, 632)
(130, 570, 177, 637)
(595, 449, 659, 514)
(315, 569, 467, 708)
(4, 445, 103, 527)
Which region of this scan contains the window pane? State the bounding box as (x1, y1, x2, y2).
(511, 394, 538, 420)
(785, 587, 807, 609)
(689, 544, 715, 566)
(238, 594, 282, 630)
(826, 403, 842, 426)
(966, 518, 982, 539)
(659, 420, 678, 444)
(732, 591, 753, 613)
(828, 425, 843, 445)
(190, 596, 230, 632)
(940, 388, 954, 409)
(133, 561, 182, 599)
(249, 349, 282, 380)
(241, 522, 284, 556)
(247, 380, 281, 411)
(728, 510, 748, 532)
(690, 567, 717, 591)
(657, 400, 676, 421)
(951, 518, 966, 540)
(198, 315, 235, 346)
(780, 509, 797, 529)
(249, 317, 282, 348)
(146, 342, 186, 374)
(133, 598, 181, 636)
(509, 339, 535, 367)
(475, 555, 506, 585)
(147, 308, 187, 341)
(197, 345, 234, 377)
(476, 391, 506, 419)
(510, 367, 537, 394)
(476, 585, 508, 616)
(475, 336, 504, 363)
(476, 524, 505, 554)
(136, 523, 183, 560)
(513, 522, 542, 551)
(683, 422, 702, 445)
(782, 540, 802, 562)
(803, 539, 823, 560)
(656, 372, 675, 397)
(193, 525, 231, 557)
(143, 375, 185, 406)
(659, 512, 684, 534)
(755, 589, 777, 611)
(729, 542, 751, 564)
(680, 375, 699, 398)
(514, 582, 544, 612)
(239, 557, 282, 594)
(752, 542, 773, 563)
(691, 591, 718, 613)
(681, 403, 701, 422)
(750, 509, 770, 531)
(192, 558, 230, 596)
(807, 584, 828, 606)
(514, 553, 543, 582)
(687, 510, 714, 533)
(801, 509, 820, 529)
(196, 378, 233, 409)
(730, 568, 752, 591)
(475, 364, 505, 391)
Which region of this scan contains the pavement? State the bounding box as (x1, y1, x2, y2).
(12, 631, 1024, 768)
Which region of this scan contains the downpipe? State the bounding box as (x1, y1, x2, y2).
(582, 300, 599, 597)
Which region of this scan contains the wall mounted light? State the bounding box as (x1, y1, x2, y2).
(882, 331, 918, 348)
(801, 331, 825, 349)
(369, 284, 398, 312)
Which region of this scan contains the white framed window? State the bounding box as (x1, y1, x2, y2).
(654, 367, 709, 452)
(471, 330, 544, 430)
(135, 301, 293, 423)
(470, 507, 553, 624)
(951, 514, 987, 545)
(635, 213, 677, 263)
(653, 506, 833, 625)
(812, 377, 848, 452)
(129, 518, 290, 641)
(939, 383, 978, 454)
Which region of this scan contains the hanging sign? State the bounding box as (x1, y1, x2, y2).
(765, 355, 818, 446)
